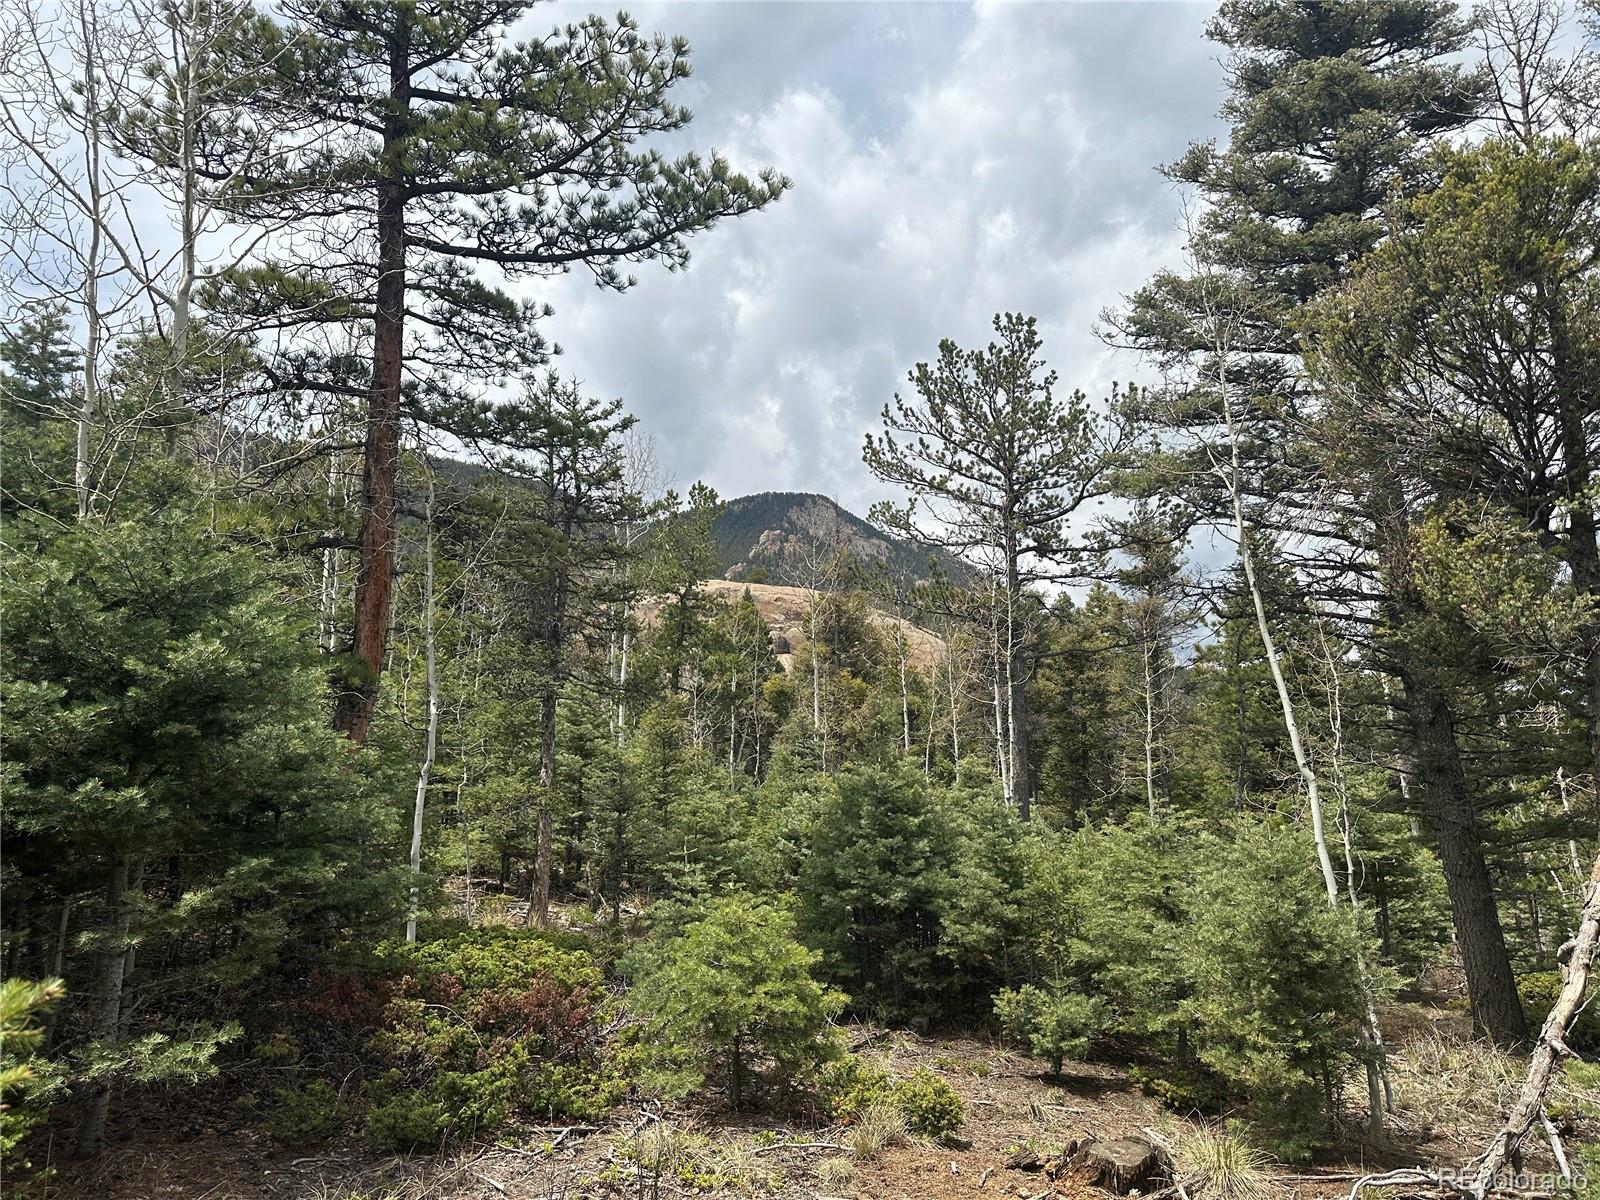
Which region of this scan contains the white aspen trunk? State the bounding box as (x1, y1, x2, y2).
(169, 2, 199, 378)
(948, 646, 962, 784)
(811, 616, 822, 731)
(77, 38, 103, 521)
(728, 666, 738, 780)
(1217, 343, 1392, 1137)
(1557, 768, 1585, 896)
(319, 450, 339, 653)
(989, 591, 1011, 800)
(1143, 640, 1158, 821)
(899, 631, 912, 754)
(1218, 376, 1340, 906)
(993, 672, 1009, 799)
(616, 623, 631, 745)
(406, 474, 439, 943)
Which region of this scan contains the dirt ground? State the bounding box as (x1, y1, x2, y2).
(43, 1010, 1542, 1200)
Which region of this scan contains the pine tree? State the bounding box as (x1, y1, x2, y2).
(864, 314, 1123, 820)
(224, 1, 786, 742)
(491, 376, 641, 927)
(1, 509, 402, 1153)
(1, 304, 82, 517)
(1111, 0, 1532, 1045)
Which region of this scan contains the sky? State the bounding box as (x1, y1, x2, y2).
(512, 1, 1229, 516)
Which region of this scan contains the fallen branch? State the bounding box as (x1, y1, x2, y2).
(750, 1139, 845, 1155)
(1469, 852, 1600, 1197)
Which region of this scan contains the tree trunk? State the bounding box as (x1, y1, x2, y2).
(1143, 641, 1158, 820)
(899, 634, 912, 754)
(527, 685, 558, 928)
(406, 475, 438, 943)
(333, 37, 409, 744)
(616, 624, 631, 746)
(73, 856, 132, 1157)
(1402, 665, 1529, 1046)
(1008, 656, 1031, 821)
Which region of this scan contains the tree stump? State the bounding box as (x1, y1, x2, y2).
(1077, 1136, 1162, 1194)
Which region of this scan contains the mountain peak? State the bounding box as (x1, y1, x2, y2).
(712, 492, 952, 586)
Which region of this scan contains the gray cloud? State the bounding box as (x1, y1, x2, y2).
(517, 1, 1226, 512)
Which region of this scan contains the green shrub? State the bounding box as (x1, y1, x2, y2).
(366, 927, 618, 1143)
(993, 984, 1104, 1075)
(250, 1032, 302, 1064)
(797, 762, 1026, 1021)
(890, 1068, 963, 1137)
(624, 894, 844, 1110)
(265, 1079, 344, 1148)
(1518, 971, 1598, 1051)
(1130, 1063, 1229, 1113)
(0, 978, 65, 1181)
(362, 1089, 450, 1153)
(1179, 821, 1376, 1159)
(820, 1055, 891, 1121)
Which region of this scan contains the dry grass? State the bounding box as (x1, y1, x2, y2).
(815, 1154, 854, 1188)
(1391, 1033, 1537, 1143)
(846, 1103, 909, 1162)
(1159, 1119, 1275, 1200)
(1391, 1032, 1600, 1146)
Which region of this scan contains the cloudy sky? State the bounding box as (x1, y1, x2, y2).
(513, 1, 1228, 516)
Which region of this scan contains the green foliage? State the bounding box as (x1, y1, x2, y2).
(889, 1068, 963, 1137)
(0, 978, 65, 1177)
(1129, 1063, 1229, 1114)
(993, 985, 1104, 1075)
(821, 1059, 962, 1138)
(1051, 816, 1190, 1041)
(265, 1080, 345, 1149)
(362, 1087, 451, 1154)
(1181, 821, 1378, 1158)
(1519, 971, 1598, 1052)
(0, 303, 80, 519)
(362, 927, 618, 1146)
(2, 510, 404, 1146)
(819, 1055, 891, 1121)
(624, 895, 844, 1110)
(799, 761, 1024, 1019)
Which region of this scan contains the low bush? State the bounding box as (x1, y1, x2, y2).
(265, 1079, 345, 1148)
(361, 1084, 450, 1153)
(1130, 1062, 1229, 1113)
(820, 1054, 891, 1121)
(822, 1057, 963, 1137)
(993, 984, 1104, 1075)
(890, 1068, 963, 1137)
(359, 927, 618, 1148)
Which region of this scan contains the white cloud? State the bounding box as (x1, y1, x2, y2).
(519, 1, 1225, 514)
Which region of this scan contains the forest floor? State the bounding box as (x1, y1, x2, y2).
(41, 903, 1582, 1200)
(43, 998, 1559, 1200)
